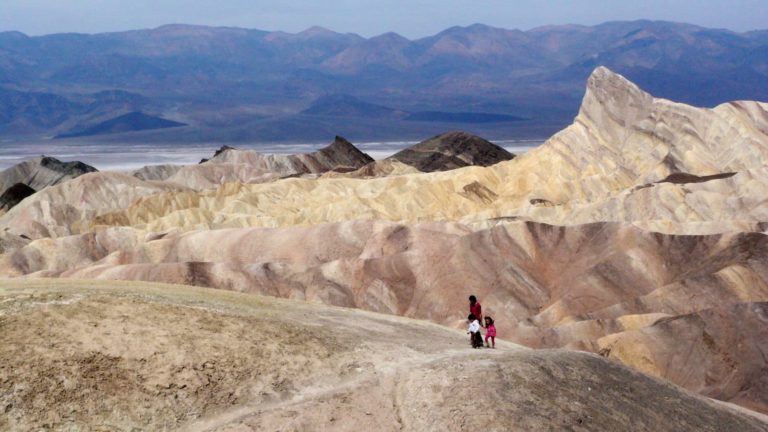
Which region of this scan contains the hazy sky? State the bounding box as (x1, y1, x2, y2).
(1, 0, 767, 37)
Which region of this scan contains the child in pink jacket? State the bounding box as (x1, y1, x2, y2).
(484, 316, 496, 348)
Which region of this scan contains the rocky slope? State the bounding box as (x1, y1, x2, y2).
(0, 172, 189, 239)
(0, 156, 99, 212)
(159, 135, 374, 189)
(1, 279, 765, 431)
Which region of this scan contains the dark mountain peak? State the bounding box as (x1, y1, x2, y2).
(0, 155, 97, 195)
(199, 145, 237, 164)
(213, 145, 236, 158)
(388, 131, 514, 172)
(38, 156, 98, 176)
(318, 136, 374, 166)
(327, 135, 360, 151)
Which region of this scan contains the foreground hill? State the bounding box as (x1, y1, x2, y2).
(1, 279, 765, 431)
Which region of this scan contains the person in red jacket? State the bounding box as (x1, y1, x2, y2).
(469, 295, 483, 328)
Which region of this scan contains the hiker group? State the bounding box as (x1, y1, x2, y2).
(467, 295, 496, 349)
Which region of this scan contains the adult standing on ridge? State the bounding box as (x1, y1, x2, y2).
(469, 295, 483, 328)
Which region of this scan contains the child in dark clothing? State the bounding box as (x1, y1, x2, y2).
(467, 313, 483, 348)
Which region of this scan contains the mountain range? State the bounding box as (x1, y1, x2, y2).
(1, 20, 767, 142)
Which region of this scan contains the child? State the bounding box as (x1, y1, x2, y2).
(484, 316, 496, 348)
(467, 313, 483, 348)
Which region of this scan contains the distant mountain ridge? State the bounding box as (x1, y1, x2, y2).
(1, 20, 767, 142)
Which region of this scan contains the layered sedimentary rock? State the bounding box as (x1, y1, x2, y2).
(0, 172, 188, 239)
(321, 159, 420, 179)
(597, 302, 768, 414)
(131, 164, 183, 181)
(162, 136, 374, 189)
(0, 156, 98, 192)
(0, 156, 98, 211)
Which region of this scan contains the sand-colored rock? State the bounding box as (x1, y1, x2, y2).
(163, 136, 374, 189)
(1, 279, 765, 431)
(321, 159, 421, 179)
(0, 156, 97, 192)
(598, 302, 768, 414)
(0, 172, 188, 239)
(131, 163, 183, 181)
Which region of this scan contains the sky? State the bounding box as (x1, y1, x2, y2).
(1, 0, 767, 38)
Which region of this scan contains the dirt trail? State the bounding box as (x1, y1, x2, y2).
(1, 279, 766, 431)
